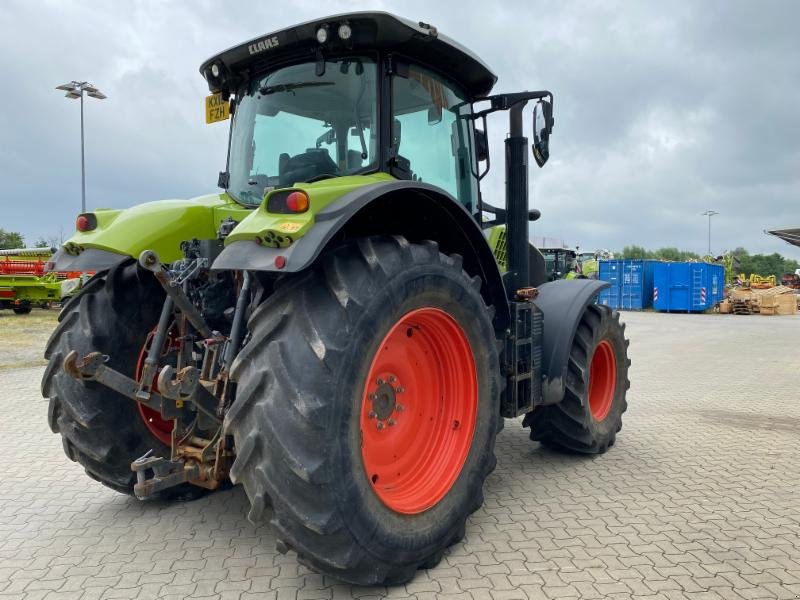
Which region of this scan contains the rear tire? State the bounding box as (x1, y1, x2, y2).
(526, 304, 629, 453)
(226, 236, 502, 585)
(13, 303, 32, 315)
(42, 260, 201, 499)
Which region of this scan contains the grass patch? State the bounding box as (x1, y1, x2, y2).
(0, 309, 59, 371)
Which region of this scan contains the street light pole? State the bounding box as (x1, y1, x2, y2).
(701, 210, 719, 256)
(80, 91, 85, 213)
(56, 81, 107, 215)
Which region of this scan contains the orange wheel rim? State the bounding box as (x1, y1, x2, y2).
(588, 340, 616, 421)
(135, 329, 177, 446)
(360, 307, 477, 515)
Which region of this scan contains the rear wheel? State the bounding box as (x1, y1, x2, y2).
(13, 302, 32, 315)
(226, 236, 502, 584)
(42, 261, 199, 498)
(526, 304, 629, 453)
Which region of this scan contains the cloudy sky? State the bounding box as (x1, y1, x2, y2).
(1, 0, 798, 258)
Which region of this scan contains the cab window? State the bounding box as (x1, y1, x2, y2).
(228, 57, 378, 205)
(392, 65, 477, 210)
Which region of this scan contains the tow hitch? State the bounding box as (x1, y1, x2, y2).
(132, 451, 198, 498)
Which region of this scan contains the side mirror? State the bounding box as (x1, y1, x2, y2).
(532, 100, 553, 167)
(474, 129, 489, 163)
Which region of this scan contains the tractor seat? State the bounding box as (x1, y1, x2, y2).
(279, 148, 338, 187)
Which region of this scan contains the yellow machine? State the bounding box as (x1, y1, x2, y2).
(736, 273, 776, 289)
(750, 274, 776, 288)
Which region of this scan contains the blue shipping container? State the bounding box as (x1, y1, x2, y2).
(653, 262, 725, 312)
(598, 259, 657, 310)
(598, 260, 622, 308)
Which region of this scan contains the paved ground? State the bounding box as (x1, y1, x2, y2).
(1, 309, 799, 599)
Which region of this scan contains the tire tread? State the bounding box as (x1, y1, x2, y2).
(226, 236, 500, 584)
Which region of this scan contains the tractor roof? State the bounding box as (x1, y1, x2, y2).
(767, 228, 800, 249)
(200, 12, 498, 98)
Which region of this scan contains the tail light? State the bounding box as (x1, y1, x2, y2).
(267, 190, 309, 214)
(76, 213, 97, 232)
(286, 191, 309, 213)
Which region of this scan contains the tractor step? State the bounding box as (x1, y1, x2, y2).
(501, 300, 543, 418)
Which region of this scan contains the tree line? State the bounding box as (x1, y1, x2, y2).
(618, 245, 800, 279)
(0, 228, 57, 250)
(3, 227, 798, 280)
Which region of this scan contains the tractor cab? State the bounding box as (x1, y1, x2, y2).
(541, 247, 580, 280)
(201, 12, 495, 212)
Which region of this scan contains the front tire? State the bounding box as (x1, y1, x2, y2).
(526, 304, 629, 453)
(226, 236, 502, 584)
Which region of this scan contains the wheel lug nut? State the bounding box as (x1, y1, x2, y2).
(376, 421, 385, 430)
(388, 418, 396, 427)
(395, 404, 404, 412)
(395, 386, 404, 394)
(368, 410, 377, 419)
(388, 375, 396, 383)
(377, 378, 384, 385)
(369, 393, 377, 401)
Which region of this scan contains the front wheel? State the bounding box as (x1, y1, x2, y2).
(226, 237, 502, 584)
(526, 304, 629, 453)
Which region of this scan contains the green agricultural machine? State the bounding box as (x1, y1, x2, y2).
(43, 12, 629, 584)
(578, 249, 614, 280)
(541, 246, 580, 280)
(0, 248, 77, 313)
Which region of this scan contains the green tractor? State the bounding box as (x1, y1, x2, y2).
(578, 249, 614, 280)
(541, 246, 581, 280)
(43, 12, 629, 584)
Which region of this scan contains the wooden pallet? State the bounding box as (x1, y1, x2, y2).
(731, 299, 753, 315)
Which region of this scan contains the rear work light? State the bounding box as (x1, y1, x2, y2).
(338, 22, 352, 40)
(76, 213, 97, 232)
(267, 190, 309, 214)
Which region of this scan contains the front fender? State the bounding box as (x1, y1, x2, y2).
(532, 279, 610, 405)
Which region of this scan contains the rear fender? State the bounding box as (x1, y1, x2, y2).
(532, 279, 610, 405)
(46, 248, 129, 273)
(47, 195, 251, 273)
(212, 180, 510, 330)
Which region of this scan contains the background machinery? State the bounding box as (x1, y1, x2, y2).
(42, 12, 629, 584)
(578, 249, 614, 280)
(541, 246, 580, 280)
(781, 271, 800, 289)
(0, 247, 83, 313)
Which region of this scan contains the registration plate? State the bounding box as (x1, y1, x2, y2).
(205, 93, 230, 124)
